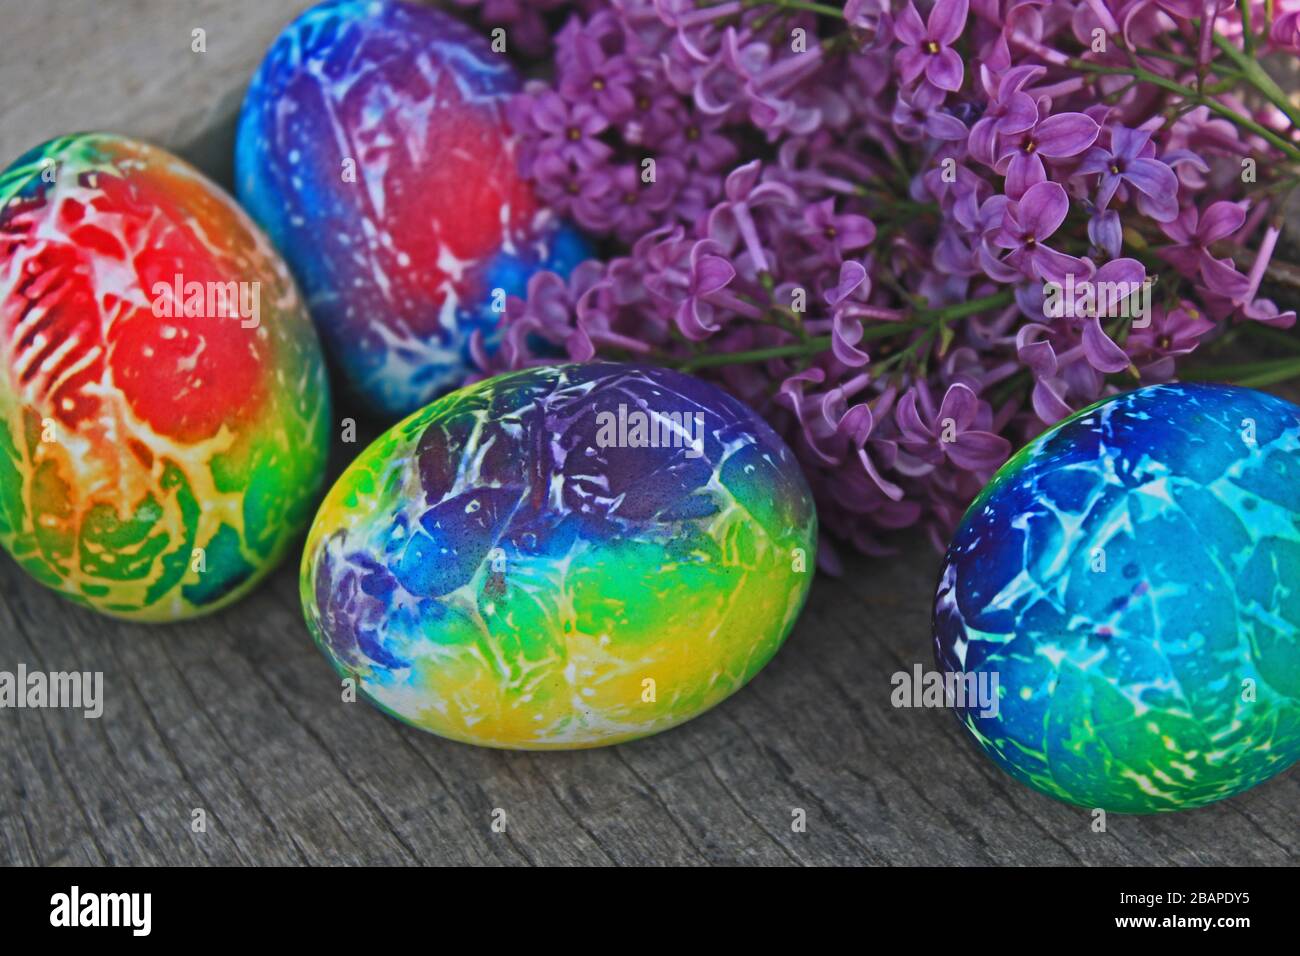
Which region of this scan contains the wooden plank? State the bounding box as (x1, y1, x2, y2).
(0, 0, 320, 177)
(0, 1, 1297, 866)
(2, 532, 1298, 866)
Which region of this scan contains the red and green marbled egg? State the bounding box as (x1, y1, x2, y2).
(0, 133, 330, 621)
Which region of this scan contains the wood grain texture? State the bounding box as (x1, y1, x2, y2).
(0, 1, 1297, 866)
(0, 0, 319, 173)
(3, 535, 1298, 867)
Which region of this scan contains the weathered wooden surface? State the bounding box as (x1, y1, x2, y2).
(0, 1, 1297, 866)
(3, 534, 1298, 866)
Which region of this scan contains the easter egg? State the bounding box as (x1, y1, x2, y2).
(301, 362, 817, 748)
(0, 133, 330, 621)
(235, 0, 588, 418)
(934, 383, 1300, 812)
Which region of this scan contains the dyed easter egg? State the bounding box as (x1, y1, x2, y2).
(0, 133, 330, 621)
(235, 0, 587, 418)
(301, 363, 817, 748)
(934, 383, 1300, 812)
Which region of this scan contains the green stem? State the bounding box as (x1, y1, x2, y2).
(751, 0, 846, 17)
(1068, 58, 1300, 163)
(922, 289, 1017, 321)
(676, 291, 1017, 373)
(679, 337, 832, 372)
(990, 369, 1032, 407)
(1181, 355, 1300, 384)
(1238, 0, 1256, 58)
(1244, 323, 1300, 354)
(1132, 46, 1239, 77)
(1211, 30, 1300, 130)
(1235, 364, 1300, 388)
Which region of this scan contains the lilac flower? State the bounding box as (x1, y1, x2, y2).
(1126, 303, 1216, 379)
(532, 153, 618, 232)
(800, 199, 877, 261)
(1015, 322, 1108, 424)
(1242, 297, 1298, 328)
(658, 112, 738, 171)
(675, 242, 738, 341)
(1087, 207, 1122, 258)
(700, 27, 826, 138)
(557, 29, 637, 119)
(621, 85, 683, 146)
(895, 382, 1011, 472)
(476, 0, 1298, 564)
(707, 160, 796, 274)
(1272, 11, 1300, 51)
(990, 181, 1085, 283)
(1078, 259, 1146, 375)
(1158, 201, 1252, 300)
(893, 0, 969, 92)
(1076, 126, 1180, 222)
(968, 64, 1043, 165)
(845, 0, 895, 49)
(530, 91, 613, 169)
(606, 161, 681, 243)
(996, 109, 1100, 198)
(778, 367, 905, 502)
(891, 82, 969, 141)
(449, 0, 555, 55)
(823, 261, 873, 367)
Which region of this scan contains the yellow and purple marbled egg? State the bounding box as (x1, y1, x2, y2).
(0, 133, 330, 620)
(301, 363, 817, 748)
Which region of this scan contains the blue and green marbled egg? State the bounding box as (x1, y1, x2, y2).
(934, 383, 1300, 812)
(301, 363, 817, 749)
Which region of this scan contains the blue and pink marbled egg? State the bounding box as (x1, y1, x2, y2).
(236, 0, 586, 417)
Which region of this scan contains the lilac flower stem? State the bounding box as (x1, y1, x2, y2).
(730, 204, 770, 273)
(1030, 77, 1087, 99)
(1010, 32, 1071, 66)
(1084, 0, 1120, 35)
(706, 289, 765, 319)
(754, 49, 826, 96)
(920, 290, 1016, 321)
(1067, 58, 1300, 161)
(1237, 202, 1270, 246)
(791, 170, 862, 194)
(1238, 0, 1256, 57)
(855, 304, 910, 321)
(1197, 2, 1216, 80)
(837, 372, 872, 399)
(678, 298, 994, 372)
(1241, 223, 1281, 304)
(1210, 30, 1300, 128)
(679, 337, 832, 371)
(676, 2, 743, 29)
(1183, 355, 1300, 387)
(748, 0, 847, 18)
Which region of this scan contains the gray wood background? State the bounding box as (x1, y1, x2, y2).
(0, 0, 1296, 866)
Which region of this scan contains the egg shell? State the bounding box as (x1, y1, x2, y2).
(235, 0, 588, 418)
(301, 363, 818, 749)
(0, 133, 331, 621)
(934, 383, 1300, 812)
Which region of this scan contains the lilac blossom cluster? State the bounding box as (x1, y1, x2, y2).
(458, 0, 1300, 566)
